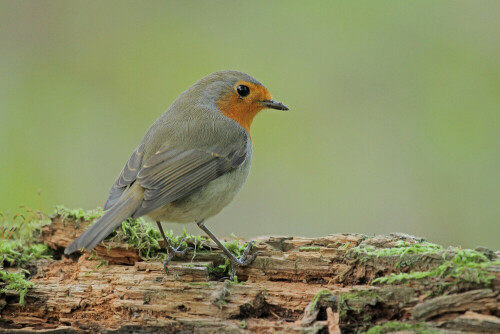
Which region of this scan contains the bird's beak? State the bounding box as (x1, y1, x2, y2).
(260, 99, 289, 111)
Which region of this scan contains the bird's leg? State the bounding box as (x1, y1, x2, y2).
(156, 221, 192, 274)
(196, 220, 262, 281)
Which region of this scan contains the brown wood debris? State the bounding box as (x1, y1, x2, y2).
(1, 217, 499, 333)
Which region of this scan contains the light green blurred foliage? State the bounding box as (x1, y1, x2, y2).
(1, 1, 499, 249)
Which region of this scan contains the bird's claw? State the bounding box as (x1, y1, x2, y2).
(228, 240, 262, 281)
(170, 238, 193, 256)
(162, 238, 193, 274)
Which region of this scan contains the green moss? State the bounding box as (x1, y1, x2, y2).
(188, 282, 212, 286)
(208, 238, 253, 279)
(338, 297, 358, 323)
(342, 289, 380, 300)
(0, 270, 33, 306)
(372, 248, 500, 287)
(361, 321, 439, 334)
(0, 241, 51, 267)
(224, 239, 248, 257)
(339, 242, 352, 250)
(52, 205, 104, 222)
(0, 207, 52, 306)
(337, 289, 380, 319)
(239, 320, 247, 329)
(309, 289, 334, 314)
(106, 217, 162, 259)
(299, 246, 320, 252)
(349, 240, 443, 260)
(345, 237, 499, 291)
(348, 240, 443, 271)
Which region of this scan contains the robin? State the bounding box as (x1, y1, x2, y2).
(64, 70, 288, 279)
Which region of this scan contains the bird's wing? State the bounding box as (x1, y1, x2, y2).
(131, 142, 247, 218)
(103, 144, 145, 210)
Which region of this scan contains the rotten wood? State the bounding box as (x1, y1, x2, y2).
(1, 216, 499, 333)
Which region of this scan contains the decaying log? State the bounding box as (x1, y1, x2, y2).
(1, 216, 499, 333)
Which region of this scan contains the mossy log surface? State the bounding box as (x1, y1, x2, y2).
(1, 216, 499, 333)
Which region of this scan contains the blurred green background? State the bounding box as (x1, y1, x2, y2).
(1, 1, 499, 249)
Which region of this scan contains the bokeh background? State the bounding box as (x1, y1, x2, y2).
(1, 1, 499, 249)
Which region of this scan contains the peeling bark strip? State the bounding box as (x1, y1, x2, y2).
(1, 216, 499, 333)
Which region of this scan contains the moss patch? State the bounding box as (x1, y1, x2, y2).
(372, 247, 500, 288)
(349, 240, 442, 266)
(360, 321, 439, 334)
(106, 217, 163, 259)
(206, 239, 253, 281)
(0, 270, 34, 306)
(188, 282, 212, 286)
(345, 237, 499, 291)
(299, 246, 321, 252)
(52, 205, 104, 222)
(338, 289, 380, 319)
(309, 289, 335, 315)
(0, 207, 52, 305)
(0, 242, 51, 267)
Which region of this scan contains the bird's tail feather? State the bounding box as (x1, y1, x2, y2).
(64, 185, 143, 255)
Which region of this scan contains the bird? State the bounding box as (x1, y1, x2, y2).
(64, 70, 288, 279)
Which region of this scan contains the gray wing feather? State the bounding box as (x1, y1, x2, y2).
(132, 144, 246, 218)
(103, 144, 145, 210)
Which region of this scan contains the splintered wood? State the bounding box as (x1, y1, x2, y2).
(1, 217, 499, 333)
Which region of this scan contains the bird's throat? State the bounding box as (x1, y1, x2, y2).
(217, 95, 262, 135)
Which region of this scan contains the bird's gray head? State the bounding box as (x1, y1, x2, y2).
(174, 70, 289, 133)
(190, 70, 263, 104)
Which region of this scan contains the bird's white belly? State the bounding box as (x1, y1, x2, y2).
(147, 162, 250, 224)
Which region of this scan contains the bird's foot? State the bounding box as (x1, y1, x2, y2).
(227, 240, 262, 281)
(162, 237, 193, 274)
(195, 220, 261, 282)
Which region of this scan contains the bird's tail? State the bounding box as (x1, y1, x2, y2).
(64, 184, 144, 255)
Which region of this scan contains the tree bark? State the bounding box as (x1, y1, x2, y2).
(1, 216, 499, 333)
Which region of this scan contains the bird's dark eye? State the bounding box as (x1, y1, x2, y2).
(236, 85, 250, 98)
